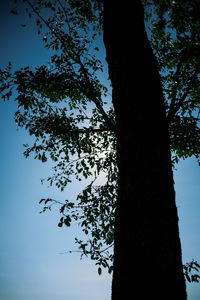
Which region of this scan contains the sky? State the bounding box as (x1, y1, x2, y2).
(0, 1, 200, 300)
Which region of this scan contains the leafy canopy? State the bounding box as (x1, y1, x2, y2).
(1, 0, 200, 279)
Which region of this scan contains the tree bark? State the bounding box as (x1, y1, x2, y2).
(103, 1, 187, 299)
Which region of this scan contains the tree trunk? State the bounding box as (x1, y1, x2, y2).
(103, 1, 187, 299)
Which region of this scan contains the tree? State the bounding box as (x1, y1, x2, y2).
(144, 0, 200, 165)
(0, 0, 200, 298)
(104, 1, 186, 299)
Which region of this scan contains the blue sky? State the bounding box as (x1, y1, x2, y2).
(0, 1, 200, 300)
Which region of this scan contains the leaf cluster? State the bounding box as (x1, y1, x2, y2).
(1, 0, 200, 276)
(144, 0, 200, 165)
(183, 260, 200, 283)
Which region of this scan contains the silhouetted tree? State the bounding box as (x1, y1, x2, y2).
(1, 0, 200, 298)
(103, 1, 186, 299)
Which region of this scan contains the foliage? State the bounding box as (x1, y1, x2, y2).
(183, 260, 200, 283)
(2, 0, 116, 273)
(143, 0, 200, 165)
(1, 0, 200, 280)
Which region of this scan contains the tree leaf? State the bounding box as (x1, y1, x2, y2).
(10, 8, 18, 15)
(98, 267, 102, 275)
(64, 216, 71, 227)
(185, 273, 191, 283)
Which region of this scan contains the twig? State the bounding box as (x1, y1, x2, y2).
(24, 0, 116, 132)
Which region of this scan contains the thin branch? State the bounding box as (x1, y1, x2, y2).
(67, 127, 112, 134)
(25, 0, 75, 59)
(167, 57, 184, 122)
(59, 250, 82, 254)
(167, 70, 198, 123)
(25, 0, 116, 132)
(57, 0, 72, 34)
(78, 64, 116, 131)
(59, 243, 114, 255)
(100, 243, 114, 253)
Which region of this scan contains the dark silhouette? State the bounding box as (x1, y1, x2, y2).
(103, 1, 186, 299)
(2, 0, 200, 298)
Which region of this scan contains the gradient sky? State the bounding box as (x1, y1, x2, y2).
(0, 1, 200, 300)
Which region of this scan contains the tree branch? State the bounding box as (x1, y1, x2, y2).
(166, 56, 184, 122)
(167, 69, 198, 123)
(25, 0, 116, 132)
(68, 127, 112, 134)
(59, 243, 114, 255)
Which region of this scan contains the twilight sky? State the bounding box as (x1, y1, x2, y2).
(0, 1, 200, 300)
